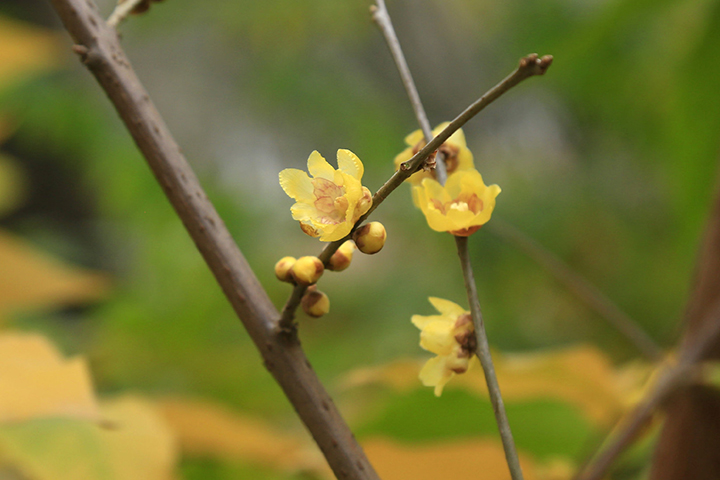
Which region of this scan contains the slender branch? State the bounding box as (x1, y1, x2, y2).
(50, 1, 380, 478)
(456, 236, 526, 480)
(489, 219, 664, 361)
(369, 4, 531, 478)
(107, 0, 145, 27)
(575, 300, 720, 480)
(279, 52, 553, 328)
(371, 0, 432, 142)
(370, 0, 449, 182)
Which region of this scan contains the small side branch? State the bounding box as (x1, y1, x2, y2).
(575, 301, 720, 480)
(456, 236, 525, 480)
(490, 219, 663, 361)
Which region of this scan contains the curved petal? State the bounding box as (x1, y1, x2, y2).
(337, 149, 364, 180)
(420, 320, 456, 355)
(279, 169, 314, 202)
(411, 314, 446, 330)
(421, 178, 451, 205)
(290, 203, 317, 222)
(318, 222, 351, 242)
(419, 356, 454, 397)
(307, 150, 336, 180)
(428, 297, 467, 318)
(404, 129, 424, 147)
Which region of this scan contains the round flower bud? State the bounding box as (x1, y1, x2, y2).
(352, 222, 386, 255)
(301, 286, 330, 318)
(328, 240, 356, 272)
(291, 256, 324, 286)
(274, 256, 296, 283)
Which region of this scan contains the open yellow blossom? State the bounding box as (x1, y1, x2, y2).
(393, 122, 475, 186)
(412, 169, 500, 237)
(279, 150, 372, 242)
(412, 297, 478, 396)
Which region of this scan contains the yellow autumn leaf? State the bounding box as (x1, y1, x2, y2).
(0, 395, 177, 480)
(363, 437, 571, 480)
(342, 345, 627, 427)
(0, 332, 101, 424)
(0, 15, 62, 91)
(158, 397, 329, 476)
(0, 229, 110, 321)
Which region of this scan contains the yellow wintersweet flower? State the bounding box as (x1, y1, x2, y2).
(279, 150, 372, 242)
(412, 169, 500, 237)
(412, 297, 477, 396)
(393, 122, 475, 186)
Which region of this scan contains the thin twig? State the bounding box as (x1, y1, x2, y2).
(107, 0, 145, 27)
(456, 236, 526, 480)
(490, 219, 664, 361)
(370, 0, 448, 182)
(278, 52, 553, 329)
(50, 1, 380, 478)
(575, 300, 720, 480)
(371, 4, 531, 478)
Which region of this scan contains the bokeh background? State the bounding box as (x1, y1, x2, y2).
(1, 0, 719, 478)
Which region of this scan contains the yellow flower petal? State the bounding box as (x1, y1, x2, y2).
(307, 150, 335, 180)
(420, 320, 456, 356)
(278, 169, 314, 203)
(419, 356, 454, 397)
(337, 149, 364, 181)
(428, 297, 467, 318)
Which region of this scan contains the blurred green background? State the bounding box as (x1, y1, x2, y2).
(1, 0, 719, 478)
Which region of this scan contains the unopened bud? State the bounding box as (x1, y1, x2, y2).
(274, 256, 296, 283)
(301, 286, 330, 318)
(291, 256, 324, 286)
(328, 241, 355, 272)
(352, 221, 386, 254)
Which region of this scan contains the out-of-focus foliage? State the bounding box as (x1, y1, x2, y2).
(2, 0, 719, 478)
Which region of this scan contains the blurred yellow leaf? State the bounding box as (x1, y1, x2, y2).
(0, 332, 100, 424)
(343, 345, 627, 427)
(363, 437, 564, 480)
(0, 15, 61, 91)
(158, 397, 329, 476)
(0, 395, 177, 480)
(0, 230, 110, 320)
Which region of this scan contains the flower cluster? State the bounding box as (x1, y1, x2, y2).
(277, 150, 387, 319)
(412, 297, 478, 396)
(396, 123, 500, 236)
(279, 149, 372, 242)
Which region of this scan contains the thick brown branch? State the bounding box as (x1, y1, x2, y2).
(49, 1, 379, 478)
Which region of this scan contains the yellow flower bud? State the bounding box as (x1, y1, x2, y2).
(301, 286, 330, 318)
(291, 256, 324, 286)
(352, 221, 386, 254)
(274, 256, 296, 283)
(327, 240, 355, 272)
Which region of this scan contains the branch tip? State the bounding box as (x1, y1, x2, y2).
(519, 53, 554, 76)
